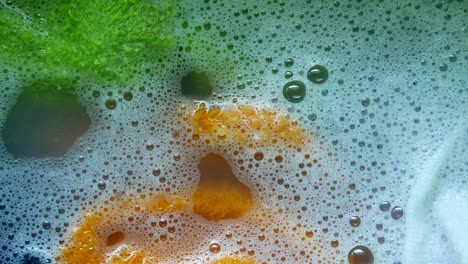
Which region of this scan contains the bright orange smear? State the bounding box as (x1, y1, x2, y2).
(193, 153, 253, 220)
(212, 257, 256, 264)
(59, 214, 104, 264)
(58, 195, 184, 264)
(187, 104, 311, 147)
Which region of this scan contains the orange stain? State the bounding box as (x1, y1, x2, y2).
(186, 104, 311, 148)
(193, 184, 252, 220)
(58, 214, 104, 264)
(58, 191, 312, 264)
(57, 195, 185, 264)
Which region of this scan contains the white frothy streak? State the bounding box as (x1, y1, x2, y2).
(404, 123, 467, 264)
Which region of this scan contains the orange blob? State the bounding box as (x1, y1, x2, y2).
(193, 153, 253, 220)
(186, 104, 311, 147)
(57, 195, 185, 264)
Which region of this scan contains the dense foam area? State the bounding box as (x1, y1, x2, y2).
(0, 1, 467, 263)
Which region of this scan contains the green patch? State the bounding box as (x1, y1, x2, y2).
(0, 0, 176, 83)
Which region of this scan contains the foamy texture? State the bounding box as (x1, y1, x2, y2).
(0, 0, 467, 263)
(404, 126, 468, 264)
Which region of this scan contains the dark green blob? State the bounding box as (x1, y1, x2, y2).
(348, 245, 374, 264)
(307, 65, 329, 84)
(181, 71, 213, 99)
(1, 83, 90, 158)
(283, 80, 306, 103)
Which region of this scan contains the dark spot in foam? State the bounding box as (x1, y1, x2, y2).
(1, 83, 90, 158)
(181, 71, 213, 99)
(22, 253, 44, 264)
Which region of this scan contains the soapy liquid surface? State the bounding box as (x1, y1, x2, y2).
(0, 1, 467, 263)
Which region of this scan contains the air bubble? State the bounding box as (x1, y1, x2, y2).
(349, 216, 361, 227)
(439, 63, 448, 71)
(105, 99, 117, 110)
(284, 58, 294, 67)
(391, 206, 404, 220)
(42, 221, 51, 230)
(361, 98, 370, 107)
(283, 80, 306, 103)
(449, 54, 457, 62)
(307, 65, 329, 84)
(97, 182, 106, 190)
(348, 245, 374, 264)
(284, 71, 294, 79)
(123, 91, 133, 101)
(209, 242, 221, 253)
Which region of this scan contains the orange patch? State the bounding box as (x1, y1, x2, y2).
(193, 184, 252, 220)
(59, 214, 104, 264)
(186, 104, 311, 148)
(193, 153, 253, 220)
(57, 195, 184, 264)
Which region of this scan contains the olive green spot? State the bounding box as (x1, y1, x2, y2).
(1, 82, 90, 158)
(181, 71, 213, 99)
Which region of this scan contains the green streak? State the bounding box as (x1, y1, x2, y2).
(0, 0, 175, 83)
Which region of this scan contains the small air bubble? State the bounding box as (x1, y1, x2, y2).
(391, 206, 404, 220)
(105, 99, 117, 110)
(42, 221, 51, 230)
(349, 216, 361, 227)
(307, 65, 329, 84)
(97, 182, 106, 190)
(209, 242, 221, 253)
(283, 80, 306, 103)
(361, 98, 370, 107)
(284, 58, 294, 67)
(379, 201, 391, 211)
